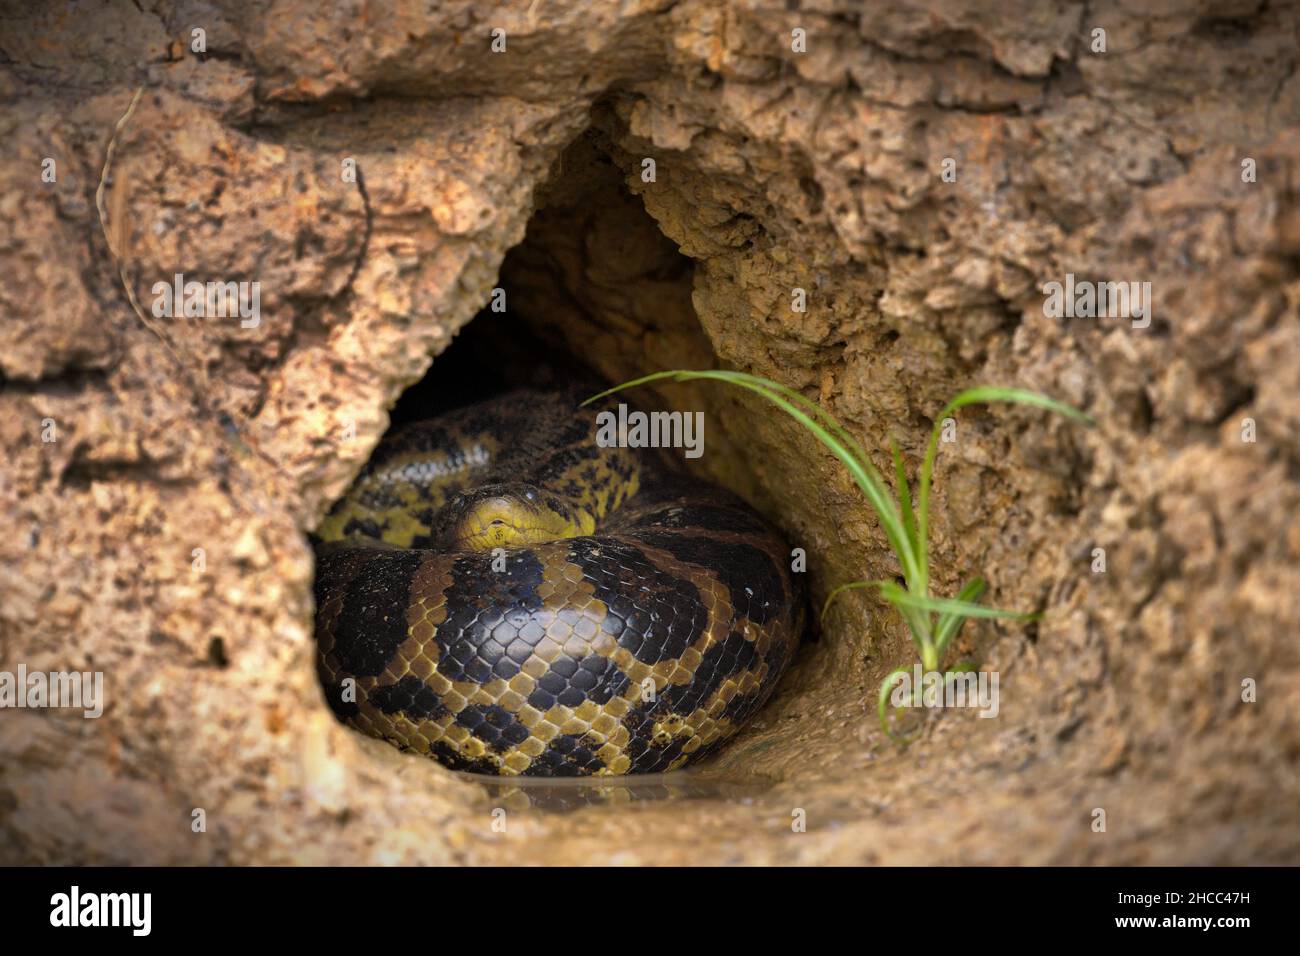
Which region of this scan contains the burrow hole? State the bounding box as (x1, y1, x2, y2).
(314, 128, 840, 803)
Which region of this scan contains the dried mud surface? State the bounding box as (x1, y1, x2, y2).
(1, 0, 1298, 864)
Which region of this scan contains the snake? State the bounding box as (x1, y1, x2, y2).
(313, 385, 804, 776)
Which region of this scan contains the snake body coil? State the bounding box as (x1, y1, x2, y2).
(314, 387, 803, 776)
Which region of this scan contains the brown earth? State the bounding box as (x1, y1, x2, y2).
(1, 0, 1298, 865)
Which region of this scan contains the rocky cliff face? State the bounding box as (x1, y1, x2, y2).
(1, 0, 1297, 864)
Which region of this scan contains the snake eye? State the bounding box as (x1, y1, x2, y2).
(523, 487, 538, 501)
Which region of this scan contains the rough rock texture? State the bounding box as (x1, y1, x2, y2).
(1, 0, 1298, 864)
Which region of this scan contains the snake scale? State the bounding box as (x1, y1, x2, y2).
(313, 386, 803, 776)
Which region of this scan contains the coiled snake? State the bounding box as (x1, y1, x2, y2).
(313, 387, 803, 776)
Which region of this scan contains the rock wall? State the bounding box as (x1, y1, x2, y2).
(1, 0, 1297, 864)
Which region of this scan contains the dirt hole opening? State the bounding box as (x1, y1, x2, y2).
(313, 126, 909, 802)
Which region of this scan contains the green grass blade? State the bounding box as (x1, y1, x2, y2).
(586, 370, 925, 589)
(938, 387, 1097, 427)
(878, 668, 920, 745)
(582, 370, 689, 407)
(820, 580, 877, 624)
(587, 370, 869, 469)
(934, 576, 987, 653)
(890, 436, 919, 562)
(679, 370, 888, 485)
(877, 580, 1039, 622)
(713, 371, 929, 599)
(586, 370, 893, 524)
(822, 579, 933, 662)
(916, 387, 1094, 592)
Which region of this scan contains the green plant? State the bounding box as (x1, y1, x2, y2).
(584, 369, 1094, 743)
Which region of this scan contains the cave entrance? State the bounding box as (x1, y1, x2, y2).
(314, 126, 819, 801)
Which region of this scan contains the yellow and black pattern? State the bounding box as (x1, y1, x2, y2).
(313, 387, 803, 776)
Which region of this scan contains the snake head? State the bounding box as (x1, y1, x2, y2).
(433, 482, 592, 551)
